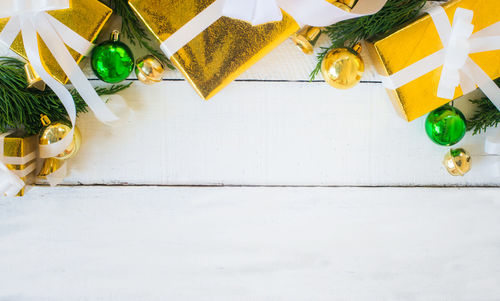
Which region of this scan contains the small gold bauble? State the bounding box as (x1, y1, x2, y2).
(443, 148, 471, 176)
(135, 55, 165, 84)
(321, 46, 364, 89)
(39, 123, 82, 160)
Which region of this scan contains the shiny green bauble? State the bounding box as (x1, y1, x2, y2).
(91, 30, 134, 83)
(425, 105, 467, 146)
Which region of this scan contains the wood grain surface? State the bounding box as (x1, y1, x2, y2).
(1, 187, 499, 300)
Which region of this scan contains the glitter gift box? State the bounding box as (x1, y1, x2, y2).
(366, 0, 500, 121)
(129, 0, 300, 99)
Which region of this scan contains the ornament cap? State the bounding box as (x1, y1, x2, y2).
(24, 63, 46, 91)
(40, 114, 51, 127)
(111, 30, 121, 42)
(352, 43, 362, 54)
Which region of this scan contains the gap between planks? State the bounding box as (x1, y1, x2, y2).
(31, 184, 500, 188)
(89, 79, 383, 83)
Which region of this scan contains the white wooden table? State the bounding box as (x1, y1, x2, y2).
(1, 24, 500, 300)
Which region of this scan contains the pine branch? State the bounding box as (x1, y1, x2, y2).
(311, 0, 427, 80)
(0, 57, 131, 136)
(467, 78, 500, 135)
(107, 0, 174, 69)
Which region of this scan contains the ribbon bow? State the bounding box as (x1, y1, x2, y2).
(0, 0, 118, 160)
(382, 6, 500, 109)
(161, 0, 388, 58)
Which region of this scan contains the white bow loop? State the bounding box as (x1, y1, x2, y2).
(221, 0, 388, 27)
(0, 0, 69, 18)
(436, 8, 475, 99)
(223, 0, 283, 26)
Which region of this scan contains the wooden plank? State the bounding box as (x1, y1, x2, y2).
(58, 81, 499, 186)
(1, 186, 499, 300)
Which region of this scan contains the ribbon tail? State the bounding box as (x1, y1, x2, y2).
(463, 58, 500, 110)
(485, 131, 500, 155)
(381, 50, 445, 90)
(458, 70, 476, 95)
(21, 15, 75, 159)
(35, 12, 118, 123)
(0, 16, 22, 49)
(0, 166, 26, 197)
(45, 13, 95, 55)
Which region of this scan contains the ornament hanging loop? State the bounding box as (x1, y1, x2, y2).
(111, 30, 120, 42)
(40, 114, 51, 126)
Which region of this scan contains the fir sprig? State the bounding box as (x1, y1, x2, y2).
(311, 0, 427, 80)
(467, 78, 500, 135)
(0, 57, 131, 135)
(107, 0, 174, 69)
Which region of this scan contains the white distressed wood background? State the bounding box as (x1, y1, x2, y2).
(1, 8, 500, 300)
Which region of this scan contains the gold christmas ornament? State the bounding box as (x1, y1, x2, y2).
(321, 44, 364, 89)
(24, 63, 46, 91)
(291, 26, 322, 55)
(135, 55, 165, 84)
(39, 118, 82, 160)
(443, 148, 471, 176)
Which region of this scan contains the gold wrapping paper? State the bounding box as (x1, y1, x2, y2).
(3, 133, 38, 197)
(366, 0, 500, 122)
(0, 0, 113, 84)
(129, 0, 300, 99)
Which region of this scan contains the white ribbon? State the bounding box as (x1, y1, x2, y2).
(0, 131, 37, 197)
(381, 6, 500, 109)
(0, 0, 119, 160)
(161, 0, 388, 59)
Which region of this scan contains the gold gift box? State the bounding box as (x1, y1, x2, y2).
(3, 133, 38, 197)
(0, 0, 113, 84)
(366, 0, 500, 122)
(129, 0, 300, 99)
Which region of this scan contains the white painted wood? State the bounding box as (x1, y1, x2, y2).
(1, 186, 499, 300)
(57, 81, 499, 186)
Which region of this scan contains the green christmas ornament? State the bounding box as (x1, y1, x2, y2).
(91, 30, 134, 83)
(425, 105, 467, 146)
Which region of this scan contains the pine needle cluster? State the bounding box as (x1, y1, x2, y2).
(467, 79, 500, 135)
(311, 0, 428, 80)
(0, 57, 130, 135)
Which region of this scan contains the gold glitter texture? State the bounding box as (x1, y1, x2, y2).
(129, 0, 300, 99)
